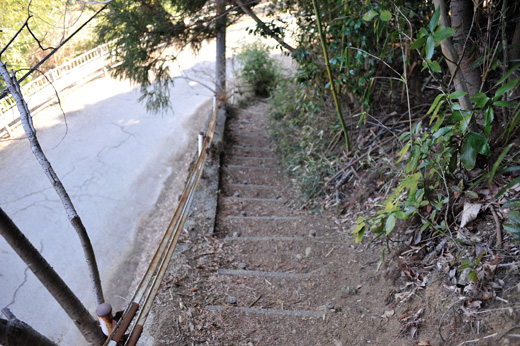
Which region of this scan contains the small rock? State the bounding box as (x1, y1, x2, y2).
(291, 330, 296, 335)
(295, 254, 303, 260)
(233, 232, 241, 238)
(309, 229, 317, 237)
(238, 262, 247, 269)
(243, 180, 248, 185)
(326, 302, 335, 310)
(241, 211, 247, 216)
(233, 192, 240, 198)
(227, 296, 237, 305)
(305, 247, 312, 257)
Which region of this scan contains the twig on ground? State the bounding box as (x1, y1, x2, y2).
(438, 297, 468, 342)
(498, 325, 520, 341)
(490, 205, 502, 248)
(248, 295, 263, 308)
(456, 333, 498, 345)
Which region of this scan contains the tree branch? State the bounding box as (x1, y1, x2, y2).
(0, 308, 57, 346)
(0, 60, 105, 307)
(234, 0, 296, 54)
(0, 208, 105, 344)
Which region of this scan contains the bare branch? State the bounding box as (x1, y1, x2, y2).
(234, 0, 296, 54)
(0, 60, 105, 307)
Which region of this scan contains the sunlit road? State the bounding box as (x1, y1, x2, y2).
(0, 39, 217, 343)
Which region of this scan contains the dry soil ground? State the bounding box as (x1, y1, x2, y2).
(142, 99, 520, 346)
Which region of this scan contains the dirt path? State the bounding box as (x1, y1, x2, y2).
(144, 100, 517, 346)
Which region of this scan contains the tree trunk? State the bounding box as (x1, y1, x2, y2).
(0, 208, 105, 345)
(450, 0, 482, 96)
(433, 0, 472, 110)
(0, 60, 105, 307)
(216, 0, 226, 101)
(0, 309, 57, 346)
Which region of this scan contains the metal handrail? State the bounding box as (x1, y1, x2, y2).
(102, 99, 222, 346)
(0, 40, 117, 135)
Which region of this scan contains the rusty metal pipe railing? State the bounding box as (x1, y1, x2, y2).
(102, 100, 221, 346)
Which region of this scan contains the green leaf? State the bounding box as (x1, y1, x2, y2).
(428, 60, 441, 73)
(449, 151, 458, 172)
(401, 172, 422, 196)
(504, 199, 520, 209)
(484, 107, 494, 137)
(458, 258, 474, 270)
(508, 210, 520, 225)
(489, 144, 513, 186)
(461, 133, 490, 170)
(433, 26, 455, 41)
(433, 126, 452, 139)
(427, 94, 446, 116)
(363, 9, 378, 21)
(385, 214, 396, 235)
(497, 64, 520, 85)
(475, 250, 486, 266)
(493, 100, 516, 108)
(396, 142, 411, 163)
(503, 223, 520, 240)
(355, 228, 365, 243)
(464, 190, 479, 199)
(410, 37, 427, 50)
(425, 36, 435, 60)
(429, 8, 441, 32)
(380, 10, 392, 21)
(394, 211, 408, 220)
(470, 132, 490, 155)
(448, 90, 468, 99)
(495, 78, 520, 98)
(467, 271, 477, 282)
(470, 91, 490, 109)
(406, 149, 420, 173)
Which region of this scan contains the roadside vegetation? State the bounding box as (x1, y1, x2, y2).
(232, 0, 520, 340)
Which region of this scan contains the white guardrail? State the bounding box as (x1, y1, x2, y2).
(0, 40, 116, 138)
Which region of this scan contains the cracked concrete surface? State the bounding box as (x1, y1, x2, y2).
(0, 41, 217, 344)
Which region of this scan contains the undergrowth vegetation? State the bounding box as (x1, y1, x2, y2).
(251, 0, 520, 310)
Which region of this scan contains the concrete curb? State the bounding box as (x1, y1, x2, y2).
(183, 107, 227, 235)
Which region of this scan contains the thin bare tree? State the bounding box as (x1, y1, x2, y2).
(0, 60, 105, 307)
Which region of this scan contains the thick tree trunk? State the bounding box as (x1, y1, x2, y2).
(433, 0, 472, 110)
(0, 309, 57, 346)
(0, 60, 104, 307)
(216, 0, 226, 101)
(450, 0, 482, 96)
(0, 208, 105, 345)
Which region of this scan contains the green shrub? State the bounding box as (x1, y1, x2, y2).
(236, 42, 279, 97)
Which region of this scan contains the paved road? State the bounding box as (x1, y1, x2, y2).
(0, 40, 218, 344)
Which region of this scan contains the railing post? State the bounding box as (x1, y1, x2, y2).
(96, 303, 114, 336)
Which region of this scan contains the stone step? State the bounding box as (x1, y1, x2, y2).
(221, 183, 281, 199)
(222, 237, 351, 273)
(218, 197, 295, 218)
(222, 166, 282, 186)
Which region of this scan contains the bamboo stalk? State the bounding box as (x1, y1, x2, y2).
(312, 0, 350, 153)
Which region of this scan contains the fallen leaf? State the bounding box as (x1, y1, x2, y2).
(417, 340, 430, 346)
(460, 202, 481, 228)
